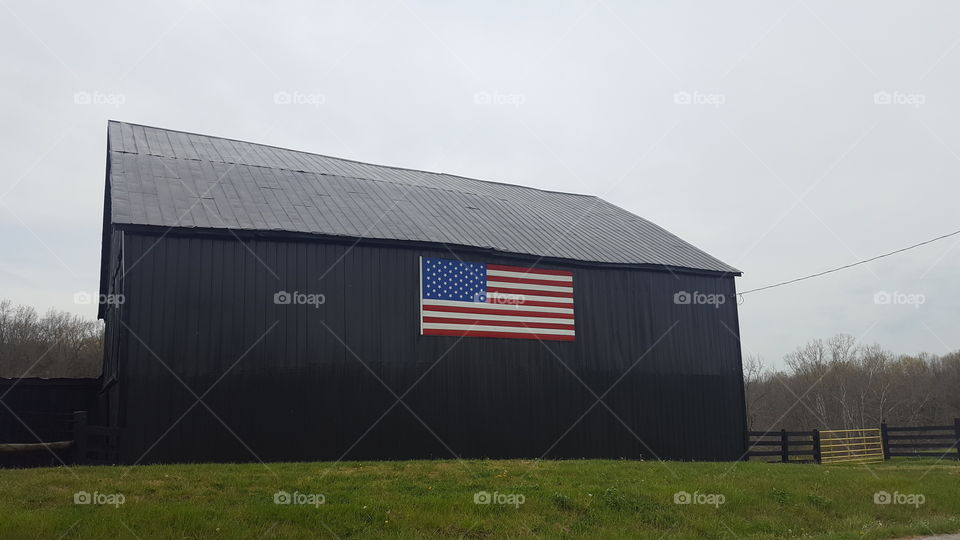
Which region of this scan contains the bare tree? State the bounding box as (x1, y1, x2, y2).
(744, 333, 960, 430)
(0, 299, 103, 378)
(742, 354, 770, 431)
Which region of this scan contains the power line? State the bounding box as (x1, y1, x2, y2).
(739, 227, 960, 297)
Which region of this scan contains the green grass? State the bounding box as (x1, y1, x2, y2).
(1, 458, 959, 539)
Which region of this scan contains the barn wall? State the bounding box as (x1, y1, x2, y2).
(99, 228, 124, 429)
(113, 230, 746, 464)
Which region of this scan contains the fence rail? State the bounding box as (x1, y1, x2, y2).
(72, 411, 120, 465)
(819, 428, 883, 464)
(746, 418, 960, 464)
(0, 410, 118, 467)
(744, 429, 818, 462)
(0, 410, 77, 467)
(881, 419, 960, 460)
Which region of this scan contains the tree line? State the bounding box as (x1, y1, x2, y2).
(0, 299, 102, 378)
(744, 334, 960, 431)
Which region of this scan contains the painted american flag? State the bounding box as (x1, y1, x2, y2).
(419, 256, 575, 341)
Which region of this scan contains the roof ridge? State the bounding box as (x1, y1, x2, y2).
(107, 120, 599, 200)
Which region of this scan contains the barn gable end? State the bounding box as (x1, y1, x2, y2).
(96, 121, 747, 463)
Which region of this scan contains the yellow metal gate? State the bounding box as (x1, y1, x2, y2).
(819, 428, 884, 464)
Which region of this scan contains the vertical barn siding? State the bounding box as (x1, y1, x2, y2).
(97, 229, 125, 429)
(115, 231, 746, 463)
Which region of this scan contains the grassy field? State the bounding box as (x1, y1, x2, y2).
(1, 458, 959, 539)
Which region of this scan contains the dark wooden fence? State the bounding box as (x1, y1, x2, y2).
(0, 411, 75, 468)
(0, 411, 118, 467)
(745, 429, 820, 462)
(0, 379, 99, 467)
(0, 378, 97, 440)
(881, 419, 960, 460)
(746, 418, 960, 463)
(72, 411, 119, 464)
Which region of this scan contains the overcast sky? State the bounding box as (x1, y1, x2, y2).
(2, 1, 957, 367)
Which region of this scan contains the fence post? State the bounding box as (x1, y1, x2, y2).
(812, 429, 821, 463)
(954, 418, 960, 461)
(781, 429, 789, 463)
(73, 411, 87, 465)
(880, 421, 891, 461)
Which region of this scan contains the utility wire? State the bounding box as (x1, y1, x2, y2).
(739, 227, 960, 297)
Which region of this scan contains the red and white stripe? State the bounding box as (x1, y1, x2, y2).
(421, 263, 575, 341)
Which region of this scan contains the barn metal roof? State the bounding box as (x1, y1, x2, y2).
(105, 121, 739, 274)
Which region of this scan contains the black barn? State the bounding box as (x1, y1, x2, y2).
(96, 121, 746, 464)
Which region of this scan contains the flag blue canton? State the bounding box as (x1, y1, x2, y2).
(421, 257, 487, 302)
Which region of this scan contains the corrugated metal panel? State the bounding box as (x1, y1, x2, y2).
(114, 231, 746, 463)
(106, 121, 739, 274)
